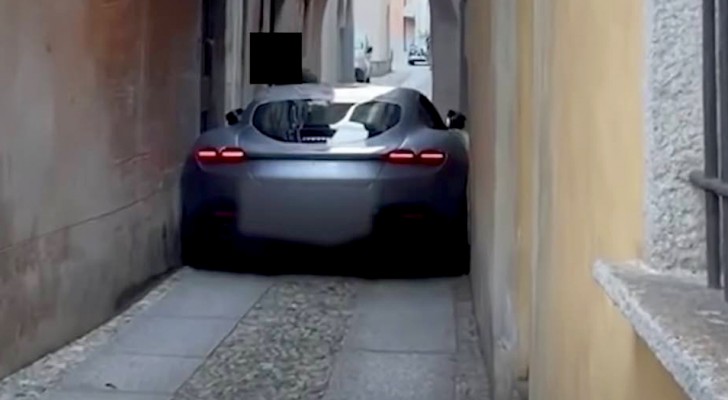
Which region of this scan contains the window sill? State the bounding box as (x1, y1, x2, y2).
(593, 261, 728, 400)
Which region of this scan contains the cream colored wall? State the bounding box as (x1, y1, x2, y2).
(388, 0, 405, 68)
(524, 0, 690, 398)
(466, 0, 696, 398)
(320, 0, 340, 82)
(353, 0, 389, 61)
(465, 0, 518, 398)
(514, 0, 533, 383)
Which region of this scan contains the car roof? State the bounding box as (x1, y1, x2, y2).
(252, 83, 413, 104)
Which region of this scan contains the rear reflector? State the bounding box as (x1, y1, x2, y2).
(385, 149, 446, 166)
(195, 147, 246, 163)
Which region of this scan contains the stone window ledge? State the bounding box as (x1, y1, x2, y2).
(593, 261, 728, 400)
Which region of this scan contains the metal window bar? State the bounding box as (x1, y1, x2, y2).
(690, 0, 728, 301)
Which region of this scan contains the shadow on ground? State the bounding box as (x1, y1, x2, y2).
(193, 239, 470, 280)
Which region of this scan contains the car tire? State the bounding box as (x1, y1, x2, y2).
(408, 60, 414, 66)
(355, 68, 365, 83)
(180, 230, 210, 270)
(365, 77, 370, 83)
(180, 215, 226, 271)
(444, 196, 471, 276)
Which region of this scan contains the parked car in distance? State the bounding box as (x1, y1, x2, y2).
(408, 46, 429, 65)
(354, 33, 372, 82)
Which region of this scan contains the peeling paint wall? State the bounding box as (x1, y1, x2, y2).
(0, 0, 200, 378)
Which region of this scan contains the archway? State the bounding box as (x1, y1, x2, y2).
(314, 0, 466, 115)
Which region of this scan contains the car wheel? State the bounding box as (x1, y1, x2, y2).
(408, 60, 414, 65)
(180, 214, 230, 271)
(180, 226, 210, 270)
(365, 77, 370, 83)
(443, 196, 471, 276)
(355, 68, 365, 82)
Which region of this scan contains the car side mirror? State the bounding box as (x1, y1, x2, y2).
(225, 108, 244, 126)
(366, 46, 373, 54)
(446, 110, 467, 130)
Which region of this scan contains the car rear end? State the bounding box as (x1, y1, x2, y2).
(181, 89, 468, 270)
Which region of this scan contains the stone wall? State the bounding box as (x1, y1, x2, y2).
(644, 0, 706, 273)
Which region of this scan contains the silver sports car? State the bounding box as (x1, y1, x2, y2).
(180, 83, 469, 274)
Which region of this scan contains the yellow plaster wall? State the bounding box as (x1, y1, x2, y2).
(514, 0, 534, 381)
(524, 0, 690, 398)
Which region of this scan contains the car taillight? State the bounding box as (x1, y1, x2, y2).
(220, 147, 246, 161)
(195, 147, 246, 164)
(418, 149, 446, 166)
(385, 149, 446, 166)
(196, 148, 219, 162)
(386, 149, 417, 164)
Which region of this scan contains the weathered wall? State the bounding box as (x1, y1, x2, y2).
(0, 0, 199, 378)
(465, 0, 519, 397)
(525, 0, 690, 398)
(513, 0, 534, 385)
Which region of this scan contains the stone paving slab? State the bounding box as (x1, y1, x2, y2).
(323, 351, 455, 400)
(108, 315, 238, 358)
(345, 279, 456, 353)
(58, 353, 201, 394)
(41, 390, 171, 400)
(142, 271, 272, 319)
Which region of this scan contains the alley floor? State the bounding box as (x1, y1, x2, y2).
(0, 268, 489, 400)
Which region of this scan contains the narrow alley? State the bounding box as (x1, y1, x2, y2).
(3, 0, 726, 398)
(0, 67, 489, 400)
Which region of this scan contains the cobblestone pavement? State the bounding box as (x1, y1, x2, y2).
(1, 269, 489, 400)
(175, 278, 356, 400)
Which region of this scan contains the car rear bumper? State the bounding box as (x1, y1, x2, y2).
(181, 159, 466, 247)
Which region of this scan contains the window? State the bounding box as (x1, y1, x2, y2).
(253, 100, 402, 143)
(417, 95, 447, 130)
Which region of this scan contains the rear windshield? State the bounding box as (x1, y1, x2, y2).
(252, 99, 402, 143)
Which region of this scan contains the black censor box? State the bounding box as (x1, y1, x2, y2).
(249, 32, 303, 85)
